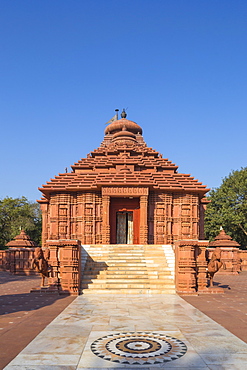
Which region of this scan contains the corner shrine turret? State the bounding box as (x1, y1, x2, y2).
(38, 111, 209, 247)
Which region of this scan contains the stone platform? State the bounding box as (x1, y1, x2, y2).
(2, 272, 247, 369)
(3, 293, 247, 368)
(0, 272, 75, 369)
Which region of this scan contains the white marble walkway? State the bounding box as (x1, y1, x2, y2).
(4, 294, 247, 369)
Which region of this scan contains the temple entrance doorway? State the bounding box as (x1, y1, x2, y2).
(110, 198, 140, 244)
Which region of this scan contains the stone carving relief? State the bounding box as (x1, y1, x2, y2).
(31, 247, 50, 287)
(207, 247, 226, 287)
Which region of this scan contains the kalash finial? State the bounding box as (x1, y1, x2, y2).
(115, 109, 119, 119)
(121, 108, 127, 118)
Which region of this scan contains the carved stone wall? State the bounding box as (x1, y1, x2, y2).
(172, 193, 199, 241)
(42, 191, 103, 246)
(148, 191, 200, 245)
(148, 192, 173, 244)
(41, 189, 203, 246)
(76, 192, 102, 244)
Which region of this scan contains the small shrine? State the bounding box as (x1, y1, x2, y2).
(1, 230, 38, 275)
(208, 228, 241, 274)
(6, 230, 37, 249)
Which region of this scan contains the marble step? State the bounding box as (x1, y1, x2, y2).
(104, 262, 170, 268)
(83, 274, 148, 280)
(82, 274, 174, 281)
(81, 278, 175, 284)
(84, 266, 172, 272)
(83, 267, 169, 273)
(82, 288, 176, 294)
(86, 251, 167, 255)
(103, 262, 147, 267)
(84, 254, 168, 263)
(85, 261, 170, 266)
(83, 269, 173, 275)
(81, 282, 175, 289)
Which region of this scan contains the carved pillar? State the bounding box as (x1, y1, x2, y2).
(175, 241, 197, 293)
(47, 240, 81, 295)
(195, 241, 208, 291)
(59, 241, 81, 295)
(199, 197, 210, 240)
(102, 195, 110, 244)
(140, 195, 148, 244)
(47, 242, 60, 291)
(40, 203, 48, 247)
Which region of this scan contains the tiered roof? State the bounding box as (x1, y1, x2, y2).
(39, 112, 209, 200)
(6, 230, 37, 248)
(209, 229, 240, 248)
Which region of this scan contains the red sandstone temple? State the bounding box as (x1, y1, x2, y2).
(38, 110, 209, 247)
(32, 110, 217, 294)
(1, 116, 246, 294)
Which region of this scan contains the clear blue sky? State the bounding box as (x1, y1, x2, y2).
(1, 0, 246, 202)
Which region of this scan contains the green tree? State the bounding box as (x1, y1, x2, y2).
(205, 167, 247, 249)
(0, 196, 42, 249)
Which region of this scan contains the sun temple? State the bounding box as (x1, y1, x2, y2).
(30, 110, 217, 294)
(38, 110, 209, 247)
(0, 110, 247, 295)
(2, 110, 247, 294)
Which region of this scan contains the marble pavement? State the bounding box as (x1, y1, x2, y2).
(4, 293, 247, 369)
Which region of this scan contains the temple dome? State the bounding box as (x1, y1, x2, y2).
(112, 129, 137, 143)
(209, 229, 240, 248)
(105, 118, 142, 135)
(6, 229, 38, 248)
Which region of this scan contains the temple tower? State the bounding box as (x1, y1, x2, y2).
(38, 111, 209, 247)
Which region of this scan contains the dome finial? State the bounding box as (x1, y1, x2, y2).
(115, 109, 119, 120)
(121, 109, 127, 118)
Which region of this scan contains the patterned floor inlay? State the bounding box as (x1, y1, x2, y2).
(91, 331, 187, 365)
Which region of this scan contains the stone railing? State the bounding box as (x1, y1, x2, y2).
(0, 248, 36, 275)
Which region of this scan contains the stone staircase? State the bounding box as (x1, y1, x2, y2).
(81, 244, 176, 294)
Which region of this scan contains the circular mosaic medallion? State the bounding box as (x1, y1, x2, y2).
(91, 332, 187, 365)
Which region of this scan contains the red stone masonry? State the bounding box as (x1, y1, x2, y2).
(38, 115, 209, 246)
